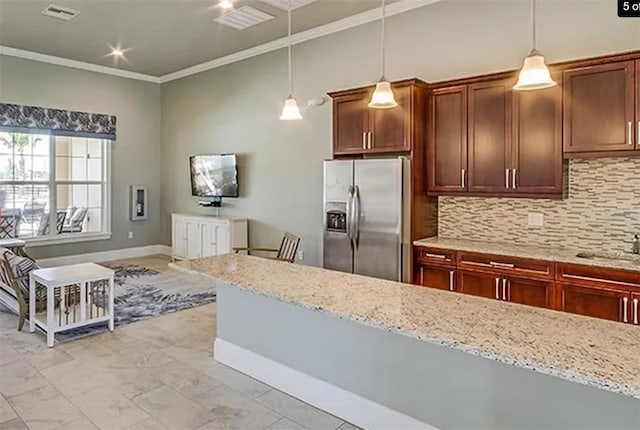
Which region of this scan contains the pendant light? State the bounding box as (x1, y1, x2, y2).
(513, 0, 556, 91)
(279, 0, 302, 120)
(368, 0, 397, 109)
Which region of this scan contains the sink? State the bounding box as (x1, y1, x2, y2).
(575, 251, 640, 264)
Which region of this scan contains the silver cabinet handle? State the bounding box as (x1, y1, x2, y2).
(628, 121, 634, 146)
(425, 253, 446, 259)
(634, 298, 638, 325)
(461, 169, 466, 189)
(495, 277, 500, 299)
(490, 261, 515, 269)
(449, 271, 454, 291)
(362, 132, 366, 149)
(512, 168, 517, 189)
(622, 297, 629, 323)
(638, 121, 640, 148)
(505, 169, 510, 189)
(368, 132, 373, 149)
(502, 278, 508, 301)
(420, 267, 424, 285)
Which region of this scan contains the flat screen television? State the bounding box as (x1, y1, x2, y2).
(190, 154, 239, 198)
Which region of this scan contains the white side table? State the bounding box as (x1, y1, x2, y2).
(29, 263, 115, 347)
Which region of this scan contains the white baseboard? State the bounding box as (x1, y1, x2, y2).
(214, 338, 436, 430)
(37, 244, 172, 267)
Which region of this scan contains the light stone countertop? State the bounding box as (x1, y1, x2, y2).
(414, 237, 640, 273)
(171, 254, 640, 400)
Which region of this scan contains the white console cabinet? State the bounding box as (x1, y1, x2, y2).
(172, 213, 248, 260)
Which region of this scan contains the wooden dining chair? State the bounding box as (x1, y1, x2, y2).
(234, 232, 300, 263)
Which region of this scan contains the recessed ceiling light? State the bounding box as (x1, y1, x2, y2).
(219, 0, 233, 9)
(111, 48, 124, 57)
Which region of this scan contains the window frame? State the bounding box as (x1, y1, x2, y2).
(0, 133, 112, 246)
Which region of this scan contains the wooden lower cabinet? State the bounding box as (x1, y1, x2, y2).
(506, 276, 551, 309)
(632, 293, 640, 326)
(559, 283, 630, 323)
(458, 270, 499, 300)
(417, 264, 455, 291)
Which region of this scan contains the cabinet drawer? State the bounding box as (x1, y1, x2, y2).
(415, 247, 456, 267)
(556, 263, 640, 289)
(457, 252, 554, 280)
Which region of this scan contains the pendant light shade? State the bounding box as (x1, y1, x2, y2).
(368, 0, 397, 109)
(514, 0, 556, 91)
(279, 0, 302, 120)
(279, 96, 303, 120)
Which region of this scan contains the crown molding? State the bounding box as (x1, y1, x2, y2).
(0, 0, 441, 85)
(0, 46, 161, 83)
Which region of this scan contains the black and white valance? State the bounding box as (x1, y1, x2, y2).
(0, 103, 116, 140)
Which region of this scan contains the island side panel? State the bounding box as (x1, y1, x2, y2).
(215, 282, 640, 430)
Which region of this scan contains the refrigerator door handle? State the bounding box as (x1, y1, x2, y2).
(354, 188, 360, 247)
(346, 185, 355, 250)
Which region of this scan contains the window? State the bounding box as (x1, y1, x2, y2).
(0, 132, 110, 245)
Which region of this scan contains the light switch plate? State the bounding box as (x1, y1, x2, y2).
(528, 212, 544, 227)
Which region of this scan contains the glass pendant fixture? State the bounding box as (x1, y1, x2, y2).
(368, 0, 397, 109)
(279, 0, 302, 120)
(513, 0, 556, 91)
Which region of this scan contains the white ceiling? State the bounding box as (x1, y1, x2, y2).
(0, 0, 410, 78)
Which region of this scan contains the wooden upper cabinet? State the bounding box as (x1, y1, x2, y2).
(332, 92, 371, 155)
(563, 60, 636, 155)
(329, 80, 426, 156)
(467, 79, 511, 194)
(369, 83, 412, 153)
(511, 74, 563, 196)
(637, 59, 640, 151)
(428, 86, 468, 192)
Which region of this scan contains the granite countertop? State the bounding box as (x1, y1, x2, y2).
(171, 254, 640, 399)
(414, 237, 640, 273)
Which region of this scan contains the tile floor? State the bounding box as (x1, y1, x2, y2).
(0, 256, 360, 430)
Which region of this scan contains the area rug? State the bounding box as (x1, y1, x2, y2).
(55, 263, 216, 342)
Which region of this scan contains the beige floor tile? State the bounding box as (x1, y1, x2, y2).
(70, 387, 148, 430)
(122, 417, 168, 430)
(206, 365, 272, 399)
(266, 417, 307, 430)
(0, 361, 49, 397)
(132, 386, 213, 430)
(97, 368, 164, 400)
(120, 323, 186, 349)
(12, 342, 73, 371)
(41, 360, 107, 398)
(0, 343, 21, 367)
(0, 417, 28, 429)
(255, 390, 343, 430)
(159, 345, 221, 376)
(7, 384, 81, 430)
(195, 385, 281, 430)
(149, 361, 221, 399)
(52, 417, 99, 430)
(117, 345, 175, 370)
(0, 395, 17, 424)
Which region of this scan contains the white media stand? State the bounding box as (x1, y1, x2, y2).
(171, 213, 248, 260)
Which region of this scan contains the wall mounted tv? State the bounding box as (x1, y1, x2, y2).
(190, 154, 239, 198)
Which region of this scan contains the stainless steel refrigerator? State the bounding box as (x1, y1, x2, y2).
(323, 158, 410, 282)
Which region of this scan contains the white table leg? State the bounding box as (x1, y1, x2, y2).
(80, 281, 86, 323)
(46, 284, 55, 347)
(29, 275, 35, 333)
(108, 276, 114, 331)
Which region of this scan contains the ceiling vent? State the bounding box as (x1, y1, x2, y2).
(258, 0, 318, 11)
(213, 6, 275, 30)
(41, 4, 80, 21)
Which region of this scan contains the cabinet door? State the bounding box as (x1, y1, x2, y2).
(185, 220, 200, 259)
(417, 264, 455, 291)
(560, 283, 631, 323)
(511, 75, 563, 195)
(216, 226, 231, 255)
(333, 93, 370, 155)
(428, 86, 468, 192)
(369, 84, 411, 153)
(200, 222, 217, 258)
(563, 61, 635, 153)
(636, 60, 640, 151)
(458, 270, 500, 300)
(506, 276, 551, 309)
(468, 79, 511, 193)
(172, 217, 187, 258)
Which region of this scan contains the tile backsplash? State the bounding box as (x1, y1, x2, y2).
(438, 158, 640, 253)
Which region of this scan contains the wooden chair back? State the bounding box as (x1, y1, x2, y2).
(276, 232, 300, 263)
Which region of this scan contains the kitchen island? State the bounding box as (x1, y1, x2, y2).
(172, 254, 640, 430)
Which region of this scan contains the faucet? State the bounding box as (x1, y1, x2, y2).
(633, 234, 640, 255)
